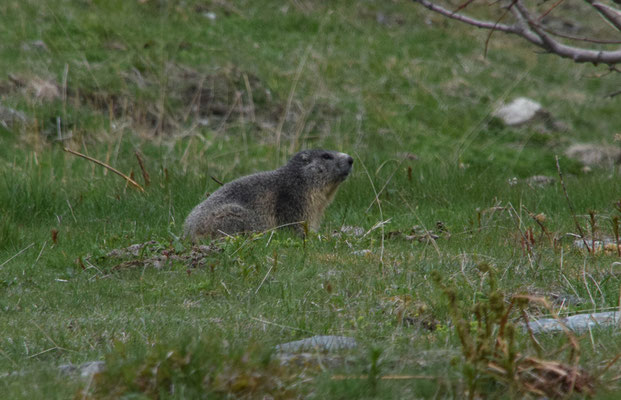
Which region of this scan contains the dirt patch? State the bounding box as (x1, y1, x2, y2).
(1, 63, 339, 139)
(78, 63, 339, 138)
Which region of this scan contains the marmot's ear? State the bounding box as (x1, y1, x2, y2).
(299, 151, 311, 163)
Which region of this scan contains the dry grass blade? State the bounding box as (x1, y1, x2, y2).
(484, 0, 518, 58)
(134, 151, 150, 186)
(538, 0, 567, 20)
(63, 147, 145, 192)
(0, 242, 35, 269)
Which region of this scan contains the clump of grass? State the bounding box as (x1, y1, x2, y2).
(84, 336, 299, 399)
(432, 264, 595, 398)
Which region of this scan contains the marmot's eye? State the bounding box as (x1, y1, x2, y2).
(322, 153, 333, 160)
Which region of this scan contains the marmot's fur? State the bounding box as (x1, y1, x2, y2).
(183, 149, 353, 239)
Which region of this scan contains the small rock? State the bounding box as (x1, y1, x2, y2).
(339, 225, 365, 237)
(275, 335, 357, 353)
(352, 249, 372, 256)
(526, 311, 620, 333)
(573, 237, 621, 254)
(59, 361, 105, 378)
(203, 12, 216, 20)
(493, 97, 544, 126)
(21, 40, 48, 52)
(526, 175, 555, 187)
(0, 104, 27, 128)
(565, 143, 621, 167)
(79, 361, 105, 378)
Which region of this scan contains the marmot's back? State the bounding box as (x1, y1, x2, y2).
(183, 149, 353, 239)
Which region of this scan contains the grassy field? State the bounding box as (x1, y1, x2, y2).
(1, 0, 621, 398)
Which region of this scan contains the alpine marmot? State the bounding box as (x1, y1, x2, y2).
(183, 149, 353, 239)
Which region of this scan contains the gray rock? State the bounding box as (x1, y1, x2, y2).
(339, 225, 365, 237)
(275, 335, 357, 353)
(525, 175, 555, 187)
(59, 361, 105, 378)
(21, 40, 49, 52)
(0, 104, 27, 128)
(565, 143, 621, 167)
(493, 97, 544, 126)
(573, 237, 620, 253)
(526, 311, 620, 333)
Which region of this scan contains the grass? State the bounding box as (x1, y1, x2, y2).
(1, 0, 621, 398)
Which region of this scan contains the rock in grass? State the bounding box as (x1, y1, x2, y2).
(565, 143, 621, 167)
(275, 335, 357, 352)
(493, 97, 544, 126)
(526, 311, 620, 334)
(0, 103, 27, 128)
(59, 361, 105, 378)
(525, 175, 555, 187)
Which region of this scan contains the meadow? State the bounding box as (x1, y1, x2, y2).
(1, 0, 621, 398)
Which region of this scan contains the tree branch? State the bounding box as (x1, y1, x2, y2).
(584, 0, 621, 31)
(412, 0, 621, 66)
(414, 0, 518, 34)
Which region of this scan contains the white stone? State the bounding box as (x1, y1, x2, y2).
(493, 97, 543, 126)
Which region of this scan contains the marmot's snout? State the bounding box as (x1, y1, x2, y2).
(338, 153, 354, 178)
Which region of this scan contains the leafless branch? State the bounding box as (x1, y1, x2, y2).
(64, 147, 145, 192)
(584, 0, 621, 31)
(413, 0, 621, 66)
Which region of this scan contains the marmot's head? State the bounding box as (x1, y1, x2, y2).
(287, 149, 353, 187)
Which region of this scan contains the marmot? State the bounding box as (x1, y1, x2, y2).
(183, 149, 353, 239)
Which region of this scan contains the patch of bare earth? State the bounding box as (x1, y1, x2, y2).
(1, 63, 339, 142)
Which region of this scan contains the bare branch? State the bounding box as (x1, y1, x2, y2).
(584, 0, 621, 31)
(539, 0, 567, 21)
(413, 0, 621, 66)
(414, 0, 518, 34)
(542, 26, 621, 45)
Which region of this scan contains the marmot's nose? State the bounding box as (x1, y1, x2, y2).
(346, 156, 353, 166)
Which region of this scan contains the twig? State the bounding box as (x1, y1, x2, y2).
(484, 0, 517, 57)
(538, 0, 566, 20)
(555, 156, 590, 252)
(210, 175, 224, 186)
(541, 26, 621, 45)
(134, 151, 150, 186)
(0, 242, 35, 269)
(63, 147, 145, 192)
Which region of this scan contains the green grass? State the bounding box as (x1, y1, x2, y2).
(1, 0, 621, 398)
